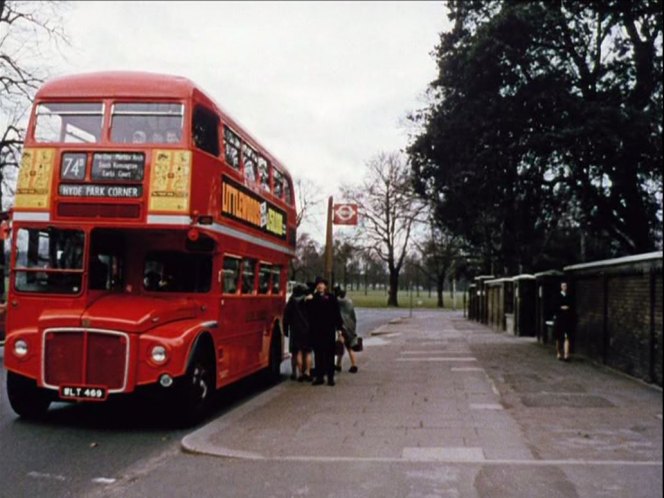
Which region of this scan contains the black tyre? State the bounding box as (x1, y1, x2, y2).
(7, 371, 52, 419)
(264, 324, 283, 385)
(173, 345, 214, 427)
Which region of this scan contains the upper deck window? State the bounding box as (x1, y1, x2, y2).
(35, 102, 103, 144)
(257, 157, 270, 192)
(283, 177, 293, 205)
(110, 102, 184, 144)
(192, 106, 219, 156)
(243, 143, 258, 184)
(224, 126, 241, 170)
(273, 169, 284, 199)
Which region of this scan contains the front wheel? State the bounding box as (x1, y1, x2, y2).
(172, 346, 214, 427)
(7, 372, 52, 419)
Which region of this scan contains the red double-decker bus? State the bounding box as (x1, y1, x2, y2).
(4, 71, 297, 424)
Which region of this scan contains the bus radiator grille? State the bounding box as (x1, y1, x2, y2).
(44, 331, 127, 390)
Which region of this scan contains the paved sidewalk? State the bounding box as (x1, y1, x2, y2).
(182, 311, 663, 497)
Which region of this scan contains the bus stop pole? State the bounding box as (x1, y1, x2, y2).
(324, 196, 334, 286)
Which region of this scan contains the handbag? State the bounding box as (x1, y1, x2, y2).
(351, 337, 363, 352)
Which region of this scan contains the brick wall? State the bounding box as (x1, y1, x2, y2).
(607, 274, 651, 380)
(566, 254, 662, 386)
(466, 254, 662, 386)
(574, 276, 605, 361)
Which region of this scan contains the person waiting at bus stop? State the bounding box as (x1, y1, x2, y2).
(334, 286, 359, 374)
(306, 277, 343, 386)
(283, 284, 313, 382)
(554, 281, 574, 361)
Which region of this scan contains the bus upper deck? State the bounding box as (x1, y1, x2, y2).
(14, 71, 296, 251)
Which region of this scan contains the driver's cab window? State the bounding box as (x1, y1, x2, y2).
(89, 229, 126, 291)
(89, 254, 124, 290)
(143, 251, 212, 293)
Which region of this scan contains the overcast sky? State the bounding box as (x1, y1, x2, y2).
(52, 1, 449, 241)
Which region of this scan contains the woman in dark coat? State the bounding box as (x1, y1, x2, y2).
(553, 281, 574, 361)
(283, 284, 312, 381)
(306, 277, 343, 386)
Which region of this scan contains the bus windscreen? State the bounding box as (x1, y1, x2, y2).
(34, 103, 103, 144)
(110, 102, 183, 144)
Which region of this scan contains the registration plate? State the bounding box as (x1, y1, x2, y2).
(59, 386, 108, 401)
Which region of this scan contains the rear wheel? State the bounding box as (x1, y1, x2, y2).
(264, 324, 283, 385)
(7, 372, 52, 419)
(173, 345, 214, 427)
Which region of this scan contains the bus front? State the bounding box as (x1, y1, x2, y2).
(4, 73, 219, 422)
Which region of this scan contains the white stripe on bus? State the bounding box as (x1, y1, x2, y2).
(197, 222, 295, 256)
(12, 212, 51, 222)
(146, 215, 192, 225)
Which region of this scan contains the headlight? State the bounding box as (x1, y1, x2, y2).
(14, 339, 28, 357)
(151, 345, 167, 364)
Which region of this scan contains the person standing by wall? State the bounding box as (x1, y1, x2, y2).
(554, 281, 574, 361)
(334, 286, 359, 373)
(307, 277, 343, 386)
(283, 284, 313, 381)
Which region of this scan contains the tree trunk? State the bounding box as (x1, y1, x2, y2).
(387, 270, 399, 307)
(436, 278, 444, 308)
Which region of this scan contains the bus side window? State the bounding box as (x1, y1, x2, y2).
(258, 156, 270, 192)
(243, 144, 258, 184)
(284, 178, 293, 205)
(192, 106, 219, 156)
(258, 264, 271, 295)
(273, 169, 284, 199)
(241, 258, 256, 295)
(223, 257, 241, 294)
(224, 126, 240, 170)
(271, 266, 282, 294)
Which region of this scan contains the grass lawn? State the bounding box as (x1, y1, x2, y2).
(346, 289, 466, 310)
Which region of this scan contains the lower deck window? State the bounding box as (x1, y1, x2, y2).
(258, 264, 271, 294)
(222, 257, 241, 294)
(241, 258, 256, 294)
(14, 227, 84, 294)
(271, 266, 282, 294)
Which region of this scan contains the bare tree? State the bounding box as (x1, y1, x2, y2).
(0, 1, 69, 297)
(294, 177, 323, 229)
(342, 152, 425, 307)
(415, 216, 464, 308)
(1, 0, 69, 208)
(333, 234, 360, 290)
(290, 231, 322, 283)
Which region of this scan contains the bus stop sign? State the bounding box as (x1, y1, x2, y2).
(333, 203, 358, 225)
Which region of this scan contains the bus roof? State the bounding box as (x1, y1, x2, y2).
(35, 71, 197, 100)
(35, 71, 293, 179)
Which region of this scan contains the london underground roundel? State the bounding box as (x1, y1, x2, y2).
(333, 203, 358, 225)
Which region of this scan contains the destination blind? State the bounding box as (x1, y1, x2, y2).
(59, 184, 143, 198)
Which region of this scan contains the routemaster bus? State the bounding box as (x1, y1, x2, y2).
(4, 71, 297, 424)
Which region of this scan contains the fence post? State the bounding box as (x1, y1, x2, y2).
(602, 272, 609, 364)
(650, 268, 656, 383)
